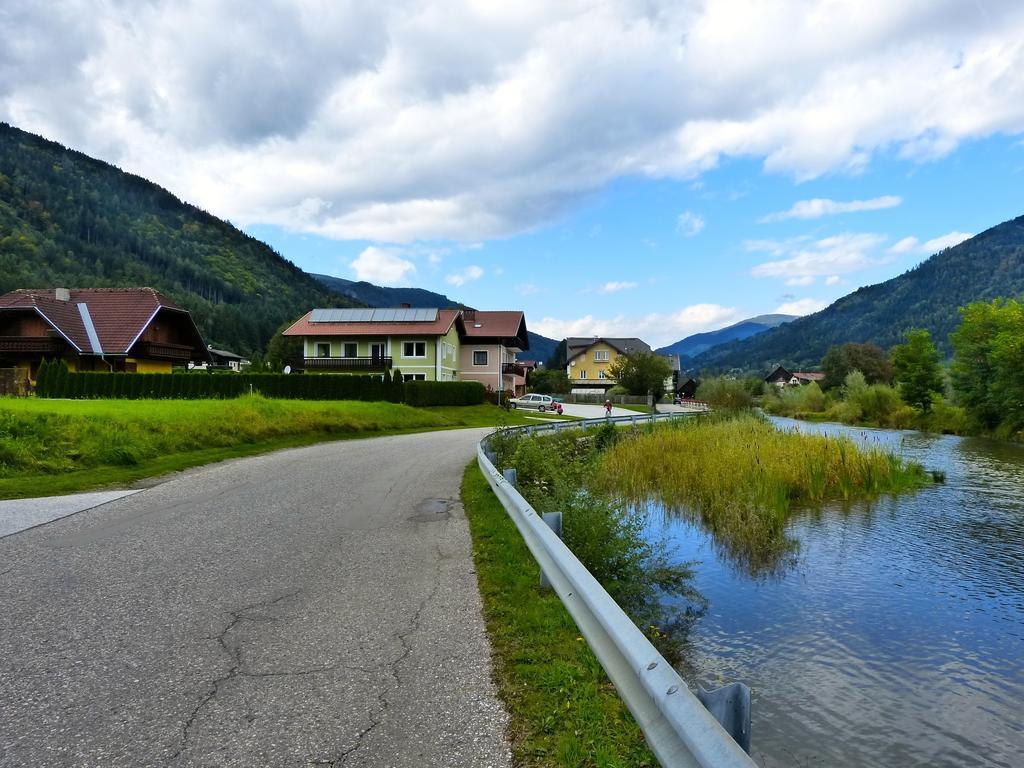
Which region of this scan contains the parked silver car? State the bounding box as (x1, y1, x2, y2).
(509, 393, 555, 411)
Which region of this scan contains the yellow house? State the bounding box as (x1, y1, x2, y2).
(564, 336, 652, 391)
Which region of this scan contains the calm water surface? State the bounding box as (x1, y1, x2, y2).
(645, 418, 1024, 768)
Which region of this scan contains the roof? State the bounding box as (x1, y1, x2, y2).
(461, 311, 529, 348)
(0, 287, 203, 355)
(565, 337, 652, 363)
(209, 347, 246, 361)
(793, 371, 825, 381)
(283, 308, 463, 338)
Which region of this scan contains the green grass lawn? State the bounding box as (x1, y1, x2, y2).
(461, 463, 655, 767)
(0, 397, 563, 499)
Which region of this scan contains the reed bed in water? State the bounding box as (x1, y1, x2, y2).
(596, 413, 929, 567)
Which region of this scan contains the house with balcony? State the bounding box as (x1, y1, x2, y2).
(0, 287, 211, 382)
(282, 307, 466, 381)
(458, 310, 530, 395)
(564, 336, 652, 392)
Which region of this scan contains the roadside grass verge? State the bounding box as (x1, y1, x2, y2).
(596, 412, 930, 571)
(0, 397, 552, 499)
(461, 463, 656, 768)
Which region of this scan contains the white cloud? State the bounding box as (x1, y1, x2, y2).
(785, 276, 815, 287)
(532, 303, 742, 348)
(825, 275, 841, 286)
(5, 3, 1024, 242)
(676, 211, 705, 237)
(751, 233, 887, 280)
(445, 264, 484, 286)
(598, 281, 638, 294)
(516, 283, 541, 295)
(776, 298, 826, 315)
(922, 231, 973, 251)
(350, 246, 416, 285)
(887, 230, 973, 254)
(888, 236, 921, 254)
(761, 195, 901, 222)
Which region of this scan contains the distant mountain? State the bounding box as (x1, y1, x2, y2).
(312, 274, 465, 311)
(657, 314, 796, 358)
(0, 122, 357, 356)
(310, 272, 560, 363)
(692, 214, 1024, 371)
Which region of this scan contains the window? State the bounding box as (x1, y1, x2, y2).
(343, 342, 358, 358)
(403, 341, 426, 358)
(594, 350, 609, 361)
(473, 350, 488, 366)
(315, 342, 331, 358)
(579, 369, 587, 379)
(598, 370, 606, 379)
(403, 373, 426, 381)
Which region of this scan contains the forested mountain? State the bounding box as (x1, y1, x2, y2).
(313, 273, 465, 311)
(312, 272, 560, 363)
(0, 123, 357, 356)
(656, 314, 795, 358)
(693, 215, 1024, 372)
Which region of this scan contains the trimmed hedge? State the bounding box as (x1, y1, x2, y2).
(34, 360, 485, 406)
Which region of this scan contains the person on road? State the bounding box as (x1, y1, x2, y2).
(604, 399, 612, 417)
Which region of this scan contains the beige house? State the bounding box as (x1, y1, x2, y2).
(457, 310, 530, 395)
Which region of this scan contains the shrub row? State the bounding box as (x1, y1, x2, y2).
(34, 360, 484, 406)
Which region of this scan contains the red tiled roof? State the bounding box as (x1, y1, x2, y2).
(461, 311, 527, 341)
(283, 308, 462, 337)
(0, 288, 193, 354)
(793, 371, 826, 381)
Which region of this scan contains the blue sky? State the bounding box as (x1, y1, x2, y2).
(247, 134, 1024, 345)
(4, 1, 1024, 347)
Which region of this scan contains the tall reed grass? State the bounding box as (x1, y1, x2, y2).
(597, 413, 929, 571)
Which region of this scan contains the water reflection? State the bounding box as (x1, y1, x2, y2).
(648, 418, 1024, 767)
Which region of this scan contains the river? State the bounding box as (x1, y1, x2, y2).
(644, 417, 1024, 767)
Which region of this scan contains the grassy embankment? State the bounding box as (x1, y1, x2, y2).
(0, 397, 567, 499)
(461, 464, 657, 767)
(597, 413, 930, 571)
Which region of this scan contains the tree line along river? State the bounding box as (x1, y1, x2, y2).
(642, 417, 1023, 768)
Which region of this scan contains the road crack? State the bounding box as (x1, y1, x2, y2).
(333, 544, 446, 767)
(170, 590, 302, 762)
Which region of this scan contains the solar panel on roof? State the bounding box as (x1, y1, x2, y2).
(309, 307, 439, 323)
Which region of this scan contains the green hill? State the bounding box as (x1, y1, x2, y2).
(0, 123, 357, 356)
(693, 214, 1024, 372)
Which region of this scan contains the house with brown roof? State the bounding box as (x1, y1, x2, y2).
(457, 310, 530, 394)
(283, 307, 466, 382)
(765, 365, 826, 387)
(0, 288, 211, 382)
(281, 306, 529, 390)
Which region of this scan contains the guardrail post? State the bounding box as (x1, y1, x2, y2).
(502, 468, 517, 487)
(698, 683, 752, 754)
(539, 511, 563, 589)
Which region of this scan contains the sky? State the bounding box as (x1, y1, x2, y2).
(2, 1, 1024, 347)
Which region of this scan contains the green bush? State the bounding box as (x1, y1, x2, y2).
(36, 370, 482, 406)
(696, 376, 753, 411)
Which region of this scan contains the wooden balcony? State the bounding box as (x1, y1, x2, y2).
(502, 362, 527, 377)
(0, 336, 65, 354)
(132, 341, 198, 361)
(301, 356, 393, 371)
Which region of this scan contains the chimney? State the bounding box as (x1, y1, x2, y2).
(55, 288, 71, 302)
(400, 302, 411, 309)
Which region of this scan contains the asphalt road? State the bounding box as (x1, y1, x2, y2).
(0, 429, 511, 767)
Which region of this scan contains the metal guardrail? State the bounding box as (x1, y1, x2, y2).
(477, 411, 756, 768)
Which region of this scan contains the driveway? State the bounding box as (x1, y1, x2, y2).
(0, 429, 511, 767)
